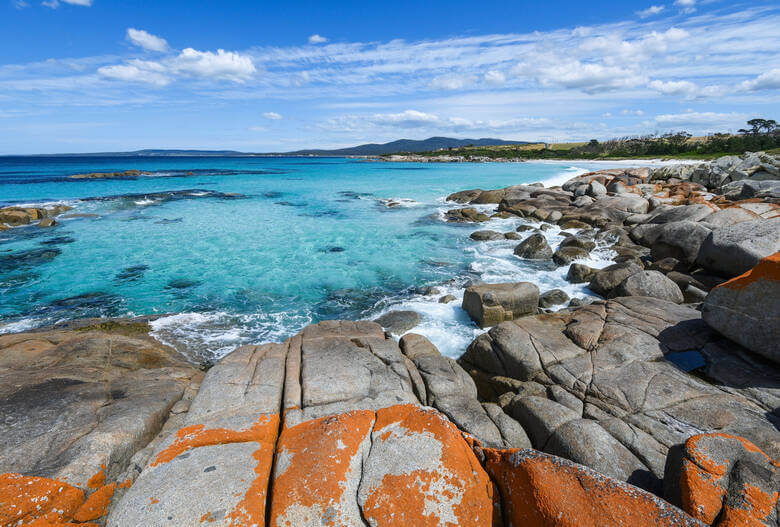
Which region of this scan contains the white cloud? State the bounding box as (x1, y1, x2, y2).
(648, 79, 698, 95)
(98, 60, 171, 86)
(536, 61, 645, 92)
(484, 70, 506, 85)
(98, 47, 256, 85)
(14, 0, 30, 9)
(621, 109, 645, 116)
(739, 68, 780, 91)
(430, 74, 473, 90)
(171, 48, 256, 81)
(42, 0, 92, 7)
(324, 109, 553, 134)
(652, 111, 748, 127)
(674, 0, 696, 13)
(636, 5, 665, 18)
(126, 28, 169, 52)
(308, 34, 328, 44)
(263, 112, 282, 120)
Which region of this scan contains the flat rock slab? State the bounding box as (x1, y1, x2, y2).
(0, 319, 200, 488)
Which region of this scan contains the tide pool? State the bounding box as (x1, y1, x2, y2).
(0, 156, 614, 361)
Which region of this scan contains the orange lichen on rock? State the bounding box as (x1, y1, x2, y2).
(679, 458, 727, 524)
(85, 467, 105, 489)
(73, 482, 116, 522)
(0, 473, 85, 526)
(361, 404, 500, 527)
(715, 251, 780, 291)
(679, 433, 779, 526)
(152, 413, 278, 467)
(224, 413, 280, 527)
(718, 483, 778, 527)
(483, 448, 700, 527)
(268, 409, 375, 526)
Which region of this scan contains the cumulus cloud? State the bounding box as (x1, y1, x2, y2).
(170, 48, 256, 81)
(126, 28, 169, 52)
(636, 5, 665, 18)
(308, 34, 328, 44)
(98, 48, 256, 85)
(739, 68, 780, 91)
(263, 112, 282, 120)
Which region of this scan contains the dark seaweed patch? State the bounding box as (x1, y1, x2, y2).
(115, 265, 149, 282)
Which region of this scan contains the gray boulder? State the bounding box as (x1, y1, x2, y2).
(589, 262, 643, 297)
(650, 221, 712, 265)
(539, 289, 570, 308)
(462, 282, 540, 328)
(647, 204, 714, 224)
(566, 263, 597, 284)
(470, 230, 504, 241)
(696, 217, 780, 277)
(552, 246, 590, 266)
(514, 233, 553, 259)
(374, 310, 422, 335)
(614, 270, 684, 303)
(702, 253, 780, 364)
(586, 181, 607, 198)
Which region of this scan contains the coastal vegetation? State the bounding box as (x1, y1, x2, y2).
(390, 118, 780, 161)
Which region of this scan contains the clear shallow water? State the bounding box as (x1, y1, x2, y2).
(0, 156, 615, 361)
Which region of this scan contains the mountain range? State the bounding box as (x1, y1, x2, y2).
(19, 137, 529, 157)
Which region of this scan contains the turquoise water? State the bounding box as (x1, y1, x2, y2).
(0, 157, 614, 360)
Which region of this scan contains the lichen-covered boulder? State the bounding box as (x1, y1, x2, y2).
(664, 433, 779, 527)
(702, 252, 780, 364)
(482, 448, 702, 527)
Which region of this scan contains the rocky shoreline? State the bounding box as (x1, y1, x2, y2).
(1, 152, 779, 526)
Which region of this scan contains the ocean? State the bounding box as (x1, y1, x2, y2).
(0, 156, 618, 361)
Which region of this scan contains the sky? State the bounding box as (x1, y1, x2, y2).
(1, 0, 779, 154)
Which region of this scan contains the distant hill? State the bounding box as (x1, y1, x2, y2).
(287, 137, 530, 156)
(15, 138, 530, 157)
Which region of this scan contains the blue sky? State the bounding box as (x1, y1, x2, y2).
(1, 0, 779, 154)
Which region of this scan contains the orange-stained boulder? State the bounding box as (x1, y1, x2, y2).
(702, 252, 780, 364)
(664, 433, 779, 527)
(481, 447, 703, 527)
